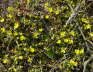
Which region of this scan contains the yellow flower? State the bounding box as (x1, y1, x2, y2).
(81, 18, 89, 24)
(7, 14, 13, 18)
(56, 40, 62, 44)
(70, 31, 75, 36)
(68, 39, 73, 44)
(14, 22, 19, 29)
(64, 38, 69, 43)
(33, 32, 39, 38)
(19, 56, 23, 60)
(60, 48, 66, 53)
(3, 59, 9, 64)
(69, 59, 78, 66)
(75, 49, 84, 55)
(7, 6, 14, 12)
(29, 47, 35, 53)
(6, 30, 13, 36)
(38, 42, 43, 45)
(48, 8, 53, 13)
(60, 31, 66, 37)
(23, 18, 30, 24)
(64, 38, 73, 44)
(75, 49, 80, 55)
(20, 35, 26, 40)
(80, 49, 84, 54)
(13, 67, 17, 72)
(19, 32, 23, 35)
(0, 17, 4, 22)
(13, 32, 18, 36)
(89, 32, 93, 37)
(45, 2, 49, 7)
(1, 27, 5, 32)
(28, 57, 32, 62)
(84, 24, 91, 29)
(55, 10, 60, 15)
(39, 28, 43, 32)
(55, 8, 60, 15)
(45, 15, 49, 19)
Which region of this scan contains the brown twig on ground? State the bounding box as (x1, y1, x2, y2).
(87, 40, 93, 47)
(66, 0, 85, 26)
(83, 55, 93, 72)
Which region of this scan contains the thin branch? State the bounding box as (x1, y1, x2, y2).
(75, 21, 90, 52)
(66, 0, 85, 26)
(0, 62, 9, 72)
(75, 21, 93, 72)
(87, 40, 93, 47)
(66, 4, 80, 25)
(49, 56, 66, 72)
(83, 55, 93, 72)
(6, 37, 14, 51)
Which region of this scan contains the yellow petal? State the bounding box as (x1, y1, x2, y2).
(19, 56, 23, 60)
(45, 15, 49, 19)
(56, 40, 61, 44)
(89, 32, 93, 37)
(1, 27, 5, 32)
(60, 31, 66, 37)
(0, 18, 4, 22)
(20, 35, 26, 40)
(14, 22, 19, 29)
(29, 48, 35, 53)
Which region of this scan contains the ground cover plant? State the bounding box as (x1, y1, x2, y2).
(0, 0, 93, 72)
